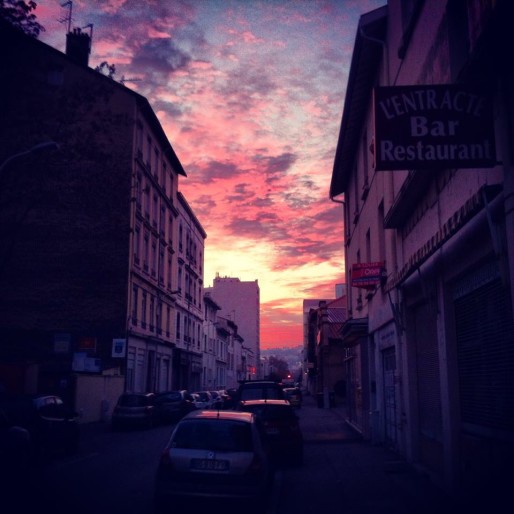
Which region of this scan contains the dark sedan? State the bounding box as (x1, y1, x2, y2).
(236, 399, 304, 467)
(153, 390, 196, 424)
(111, 392, 157, 430)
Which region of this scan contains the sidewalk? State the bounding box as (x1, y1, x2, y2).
(287, 392, 459, 514)
(298, 392, 361, 443)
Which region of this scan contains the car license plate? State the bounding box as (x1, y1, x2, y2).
(190, 458, 229, 471)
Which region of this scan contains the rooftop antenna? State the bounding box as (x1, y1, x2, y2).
(59, 1, 73, 34)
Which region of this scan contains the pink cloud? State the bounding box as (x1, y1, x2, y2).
(35, 0, 382, 349)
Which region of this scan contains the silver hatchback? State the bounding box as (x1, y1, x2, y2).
(154, 410, 274, 512)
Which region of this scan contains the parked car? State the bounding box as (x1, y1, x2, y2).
(217, 389, 230, 405)
(236, 399, 303, 467)
(0, 406, 31, 471)
(192, 391, 212, 409)
(224, 388, 238, 409)
(111, 392, 156, 430)
(209, 390, 224, 410)
(235, 380, 286, 403)
(154, 409, 274, 512)
(283, 386, 302, 408)
(153, 390, 196, 424)
(0, 393, 80, 460)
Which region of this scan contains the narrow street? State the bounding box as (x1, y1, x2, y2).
(3, 393, 459, 514)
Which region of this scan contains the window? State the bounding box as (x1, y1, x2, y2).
(361, 131, 370, 199)
(166, 306, 171, 337)
(447, 0, 470, 81)
(156, 301, 162, 335)
(146, 136, 152, 168)
(161, 162, 167, 194)
(152, 195, 158, 228)
(167, 255, 172, 289)
(353, 164, 359, 223)
(135, 173, 142, 211)
(142, 291, 147, 328)
(366, 228, 371, 263)
(153, 148, 159, 178)
(151, 238, 157, 276)
(132, 285, 138, 323)
(144, 182, 150, 219)
(143, 232, 149, 271)
(159, 244, 165, 284)
(378, 201, 386, 265)
(136, 122, 143, 157)
(150, 295, 155, 331)
(133, 225, 140, 264)
(160, 206, 166, 236)
(176, 312, 181, 340)
(168, 215, 173, 244)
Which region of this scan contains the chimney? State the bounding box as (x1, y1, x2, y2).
(66, 28, 90, 67)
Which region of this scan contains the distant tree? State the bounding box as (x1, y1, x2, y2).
(95, 61, 116, 79)
(267, 356, 289, 381)
(0, 0, 44, 37)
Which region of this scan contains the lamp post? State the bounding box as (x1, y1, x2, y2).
(0, 141, 60, 173)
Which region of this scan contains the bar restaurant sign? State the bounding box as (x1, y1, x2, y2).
(351, 262, 386, 289)
(373, 85, 496, 171)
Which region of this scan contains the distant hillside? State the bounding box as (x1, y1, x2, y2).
(261, 345, 303, 376)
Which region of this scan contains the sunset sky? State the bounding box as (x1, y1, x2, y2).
(32, 0, 384, 349)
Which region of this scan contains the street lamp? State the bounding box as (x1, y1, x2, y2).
(0, 141, 60, 173)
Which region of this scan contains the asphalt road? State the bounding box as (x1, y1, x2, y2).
(3, 394, 460, 514)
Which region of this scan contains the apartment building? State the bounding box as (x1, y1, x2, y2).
(0, 22, 193, 421)
(206, 275, 261, 379)
(173, 192, 206, 391)
(330, 0, 514, 504)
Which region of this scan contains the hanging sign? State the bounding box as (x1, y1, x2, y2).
(373, 85, 496, 170)
(351, 261, 386, 289)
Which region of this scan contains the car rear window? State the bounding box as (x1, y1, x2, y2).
(171, 420, 254, 452)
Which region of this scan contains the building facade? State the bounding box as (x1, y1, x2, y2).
(0, 22, 204, 421)
(206, 275, 261, 380)
(330, 0, 514, 504)
(305, 297, 347, 407)
(172, 192, 206, 392)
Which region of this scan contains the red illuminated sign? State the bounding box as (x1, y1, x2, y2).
(351, 262, 386, 289)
